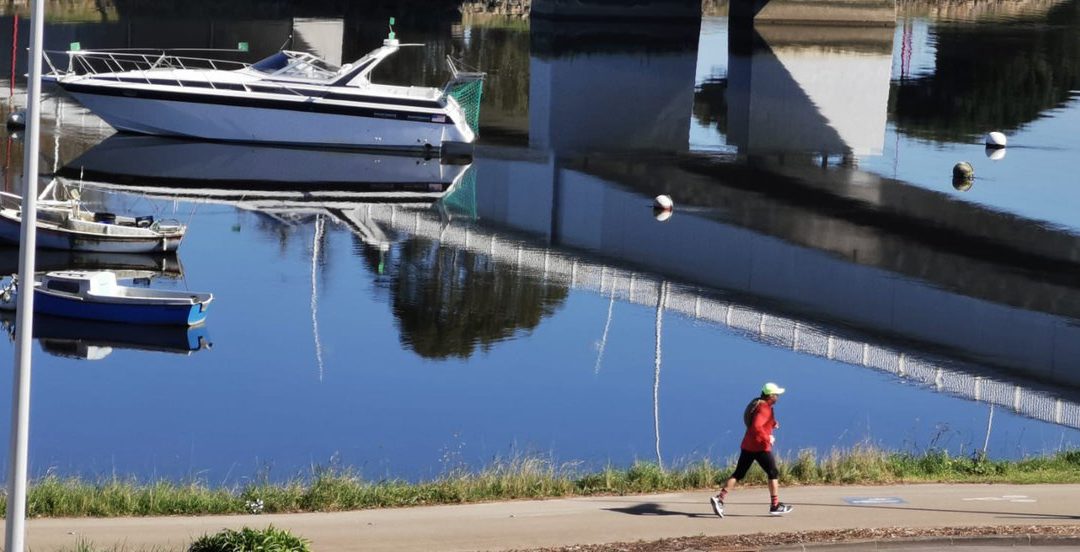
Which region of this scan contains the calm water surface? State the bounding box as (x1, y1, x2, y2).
(0, 2, 1078, 483)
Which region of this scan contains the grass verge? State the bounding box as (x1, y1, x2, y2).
(6, 447, 1080, 518)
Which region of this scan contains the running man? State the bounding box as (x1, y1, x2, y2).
(710, 382, 793, 517)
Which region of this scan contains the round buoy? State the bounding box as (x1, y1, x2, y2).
(653, 194, 673, 222)
(985, 147, 1006, 161)
(653, 194, 673, 211)
(5, 110, 25, 129)
(985, 131, 1006, 149)
(952, 161, 974, 180)
(952, 162, 974, 191)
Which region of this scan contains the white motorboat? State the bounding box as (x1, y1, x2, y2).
(42, 26, 485, 152)
(0, 181, 186, 253)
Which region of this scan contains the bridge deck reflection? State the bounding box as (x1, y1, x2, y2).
(364, 201, 1080, 430)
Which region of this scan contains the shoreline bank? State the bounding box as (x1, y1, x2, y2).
(15, 483, 1080, 552)
(9, 448, 1080, 518)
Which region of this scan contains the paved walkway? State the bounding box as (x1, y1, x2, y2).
(10, 483, 1080, 551)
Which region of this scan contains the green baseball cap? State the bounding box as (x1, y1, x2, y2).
(762, 382, 786, 395)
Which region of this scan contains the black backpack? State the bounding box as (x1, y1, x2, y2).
(743, 398, 765, 428)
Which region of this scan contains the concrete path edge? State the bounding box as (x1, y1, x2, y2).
(769, 535, 1080, 550)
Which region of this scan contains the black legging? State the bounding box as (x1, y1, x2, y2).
(730, 449, 779, 480)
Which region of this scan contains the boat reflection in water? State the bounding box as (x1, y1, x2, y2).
(58, 135, 470, 206)
(0, 311, 210, 360)
(55, 137, 473, 374)
(0, 247, 183, 276)
(57, 136, 474, 257)
(0, 238, 204, 358)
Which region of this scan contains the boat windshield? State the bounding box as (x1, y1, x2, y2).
(250, 51, 340, 81)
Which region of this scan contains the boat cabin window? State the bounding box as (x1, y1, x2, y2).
(46, 279, 81, 294)
(251, 52, 290, 73)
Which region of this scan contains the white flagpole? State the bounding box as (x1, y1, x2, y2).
(5, 0, 44, 548)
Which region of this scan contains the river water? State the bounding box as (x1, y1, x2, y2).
(0, 1, 1078, 483)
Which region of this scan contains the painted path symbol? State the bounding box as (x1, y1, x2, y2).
(843, 497, 907, 505)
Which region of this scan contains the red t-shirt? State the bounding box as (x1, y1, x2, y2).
(741, 399, 777, 452)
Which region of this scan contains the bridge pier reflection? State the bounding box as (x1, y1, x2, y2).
(729, 0, 896, 25)
(726, 23, 894, 160)
(529, 17, 700, 154)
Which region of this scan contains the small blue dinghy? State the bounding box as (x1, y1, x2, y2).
(0, 271, 212, 326)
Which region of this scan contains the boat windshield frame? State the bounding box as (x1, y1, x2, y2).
(251, 50, 340, 81)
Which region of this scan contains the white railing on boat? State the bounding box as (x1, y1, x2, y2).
(43, 49, 254, 90)
(43, 49, 372, 99)
(44, 49, 252, 74)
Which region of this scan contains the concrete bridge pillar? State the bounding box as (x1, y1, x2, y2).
(531, 0, 701, 20)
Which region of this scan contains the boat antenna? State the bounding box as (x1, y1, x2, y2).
(278, 32, 293, 52)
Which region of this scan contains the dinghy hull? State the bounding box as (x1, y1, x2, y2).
(33, 290, 210, 326)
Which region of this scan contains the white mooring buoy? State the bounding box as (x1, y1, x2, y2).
(653, 194, 673, 222)
(653, 194, 673, 210)
(984, 131, 1007, 149)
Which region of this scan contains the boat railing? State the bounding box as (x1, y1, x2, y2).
(0, 191, 20, 211)
(0, 190, 82, 216)
(43, 50, 328, 98)
(443, 56, 486, 133)
(43, 49, 253, 90)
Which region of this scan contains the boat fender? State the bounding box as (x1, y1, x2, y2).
(0, 276, 17, 304)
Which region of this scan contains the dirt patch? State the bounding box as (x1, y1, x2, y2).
(515, 524, 1080, 551)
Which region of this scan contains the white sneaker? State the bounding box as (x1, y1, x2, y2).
(710, 496, 724, 518)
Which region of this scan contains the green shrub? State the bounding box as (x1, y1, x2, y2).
(188, 526, 309, 552)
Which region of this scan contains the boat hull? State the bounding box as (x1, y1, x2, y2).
(33, 289, 210, 326)
(64, 87, 474, 151)
(0, 212, 184, 253)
